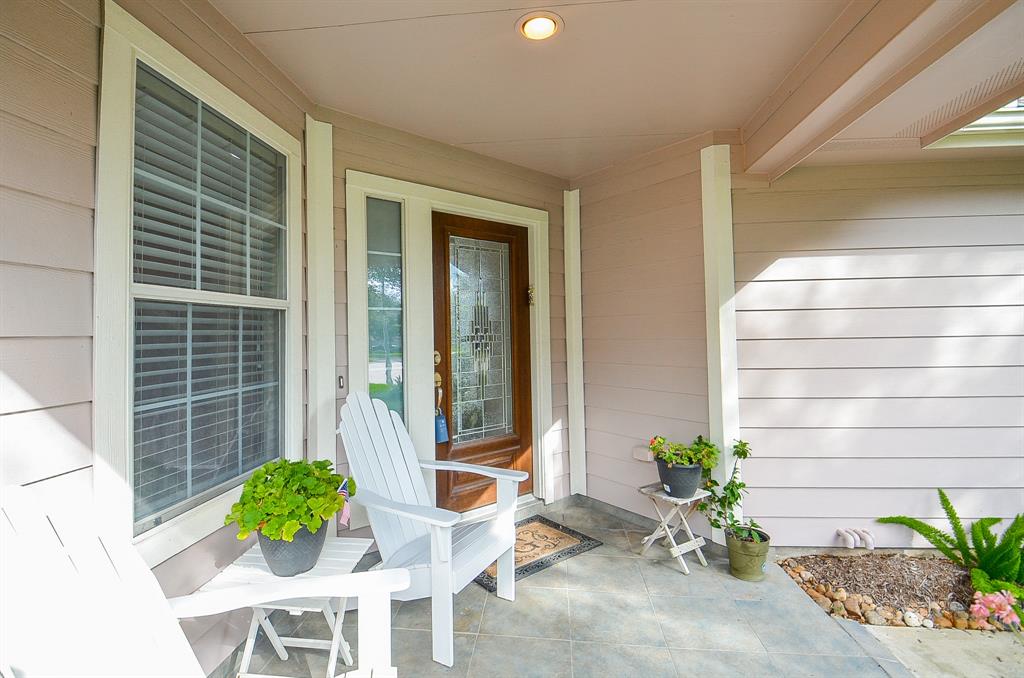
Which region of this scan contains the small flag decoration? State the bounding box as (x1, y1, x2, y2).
(338, 477, 352, 527)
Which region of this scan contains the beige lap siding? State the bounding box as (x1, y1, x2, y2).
(572, 135, 736, 522)
(321, 106, 573, 502)
(732, 160, 1024, 548)
(0, 0, 98, 507)
(1, 0, 317, 673)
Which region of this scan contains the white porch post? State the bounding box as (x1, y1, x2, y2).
(305, 114, 338, 523)
(700, 144, 740, 546)
(563, 189, 587, 496)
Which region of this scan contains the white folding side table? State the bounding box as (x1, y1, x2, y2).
(637, 483, 710, 574)
(195, 537, 373, 678)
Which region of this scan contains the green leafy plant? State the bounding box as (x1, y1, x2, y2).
(648, 434, 720, 471)
(225, 459, 356, 541)
(878, 489, 1023, 584)
(699, 440, 765, 543)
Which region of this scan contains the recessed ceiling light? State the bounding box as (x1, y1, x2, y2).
(518, 11, 562, 41)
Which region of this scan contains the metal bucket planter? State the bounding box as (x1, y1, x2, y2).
(655, 459, 702, 499)
(726, 528, 771, 581)
(258, 521, 329, 577)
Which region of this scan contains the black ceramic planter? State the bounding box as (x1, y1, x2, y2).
(258, 521, 329, 577)
(655, 459, 702, 498)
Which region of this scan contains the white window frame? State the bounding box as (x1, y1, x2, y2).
(344, 171, 554, 516)
(94, 0, 303, 566)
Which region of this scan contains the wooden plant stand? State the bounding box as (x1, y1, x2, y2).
(637, 483, 710, 575)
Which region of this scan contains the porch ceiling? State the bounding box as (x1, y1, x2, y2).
(210, 0, 848, 179)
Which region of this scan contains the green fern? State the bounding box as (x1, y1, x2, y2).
(939, 488, 974, 566)
(880, 489, 1024, 586)
(971, 518, 1003, 557)
(877, 514, 965, 566)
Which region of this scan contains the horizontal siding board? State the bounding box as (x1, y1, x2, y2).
(1, 403, 92, 484)
(738, 336, 1024, 368)
(0, 264, 92, 337)
(585, 405, 706, 441)
(0, 112, 95, 208)
(735, 276, 1024, 310)
(0, 337, 92, 413)
(582, 230, 701, 271)
(739, 427, 1024, 458)
(580, 175, 701, 230)
(581, 202, 701, 252)
(735, 246, 1024, 281)
(585, 474, 660, 523)
(0, 0, 99, 83)
(734, 215, 1024, 252)
(739, 366, 1024, 398)
(736, 307, 1024, 339)
(583, 286, 704, 318)
(0, 35, 96, 144)
(763, 160, 1024, 191)
(744, 457, 1023, 489)
(583, 312, 706, 341)
(585, 428, 650, 461)
(584, 338, 707, 368)
(585, 383, 709, 423)
(0, 187, 93, 272)
(745, 487, 1023, 519)
(582, 256, 704, 294)
(584, 363, 707, 396)
(586, 451, 660, 490)
(756, 517, 985, 549)
(733, 185, 1024, 223)
(739, 397, 1024, 428)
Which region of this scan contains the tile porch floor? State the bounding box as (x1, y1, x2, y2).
(234, 502, 912, 678)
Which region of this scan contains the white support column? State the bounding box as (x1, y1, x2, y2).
(304, 116, 337, 465)
(700, 144, 740, 546)
(563, 189, 587, 496)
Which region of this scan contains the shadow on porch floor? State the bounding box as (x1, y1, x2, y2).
(228, 502, 911, 678)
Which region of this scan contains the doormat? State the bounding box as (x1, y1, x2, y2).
(474, 515, 602, 592)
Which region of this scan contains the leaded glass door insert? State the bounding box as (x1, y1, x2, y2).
(433, 212, 532, 512)
(449, 236, 514, 443)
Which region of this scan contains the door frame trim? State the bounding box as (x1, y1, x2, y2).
(345, 171, 554, 506)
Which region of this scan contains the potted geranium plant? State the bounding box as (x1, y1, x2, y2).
(649, 434, 719, 499)
(225, 459, 356, 577)
(700, 440, 771, 581)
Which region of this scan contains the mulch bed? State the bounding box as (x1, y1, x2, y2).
(780, 553, 986, 630)
(789, 553, 972, 610)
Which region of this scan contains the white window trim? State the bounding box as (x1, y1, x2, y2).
(94, 0, 303, 567)
(344, 171, 555, 516)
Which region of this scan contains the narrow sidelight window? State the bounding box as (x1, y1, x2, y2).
(365, 197, 405, 418)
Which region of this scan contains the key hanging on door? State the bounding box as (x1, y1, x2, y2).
(434, 371, 449, 444)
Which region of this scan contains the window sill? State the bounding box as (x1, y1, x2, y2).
(133, 484, 243, 567)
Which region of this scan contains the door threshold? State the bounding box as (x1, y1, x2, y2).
(458, 493, 541, 525)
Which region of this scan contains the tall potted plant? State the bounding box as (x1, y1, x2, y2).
(225, 459, 356, 577)
(700, 440, 771, 581)
(649, 435, 719, 499)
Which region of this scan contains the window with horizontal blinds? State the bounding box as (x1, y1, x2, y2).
(131, 62, 287, 534)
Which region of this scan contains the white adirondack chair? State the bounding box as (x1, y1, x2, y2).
(338, 392, 528, 667)
(0, 484, 410, 677)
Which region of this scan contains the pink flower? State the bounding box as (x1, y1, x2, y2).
(971, 590, 1021, 629)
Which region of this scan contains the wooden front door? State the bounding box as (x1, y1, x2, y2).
(432, 212, 533, 511)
